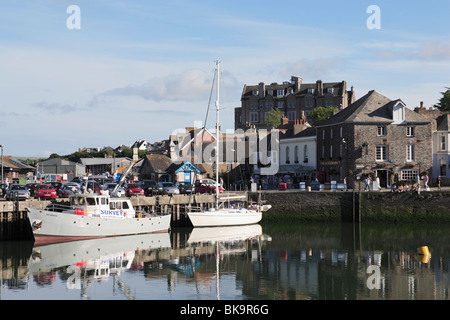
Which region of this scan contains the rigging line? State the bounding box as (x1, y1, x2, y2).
(203, 67, 217, 131)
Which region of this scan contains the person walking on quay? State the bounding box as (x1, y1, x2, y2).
(424, 172, 430, 191)
(437, 176, 441, 191)
(365, 175, 371, 191)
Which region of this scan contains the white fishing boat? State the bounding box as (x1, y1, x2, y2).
(27, 193, 171, 245)
(186, 61, 271, 227)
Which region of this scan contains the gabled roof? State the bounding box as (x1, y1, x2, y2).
(166, 161, 201, 174)
(0, 157, 35, 170)
(316, 90, 433, 127)
(142, 154, 173, 173)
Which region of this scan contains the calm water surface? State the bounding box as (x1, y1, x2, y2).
(2, 222, 450, 300)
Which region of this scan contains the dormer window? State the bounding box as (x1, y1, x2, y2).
(277, 89, 284, 96)
(252, 90, 258, 96)
(307, 88, 314, 94)
(327, 87, 334, 94)
(287, 88, 293, 95)
(392, 101, 406, 124)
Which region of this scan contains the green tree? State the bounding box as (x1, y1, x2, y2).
(309, 106, 339, 126)
(48, 153, 61, 159)
(265, 108, 284, 128)
(434, 87, 450, 112)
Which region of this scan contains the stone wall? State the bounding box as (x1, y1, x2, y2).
(258, 190, 450, 224)
(257, 191, 355, 223)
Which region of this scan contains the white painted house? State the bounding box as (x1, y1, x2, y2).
(433, 114, 450, 184)
(279, 124, 317, 184)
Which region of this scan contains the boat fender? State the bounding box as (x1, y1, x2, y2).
(32, 220, 42, 230)
(75, 209, 87, 216)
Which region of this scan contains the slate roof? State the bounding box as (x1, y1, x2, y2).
(316, 90, 433, 127)
(80, 157, 131, 166)
(143, 154, 173, 174)
(280, 126, 316, 140)
(436, 114, 450, 131)
(241, 80, 346, 98)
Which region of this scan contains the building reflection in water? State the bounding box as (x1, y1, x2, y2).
(2, 223, 450, 300)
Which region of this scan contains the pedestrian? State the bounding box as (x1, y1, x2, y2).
(437, 176, 441, 191)
(364, 176, 371, 191)
(424, 172, 429, 191)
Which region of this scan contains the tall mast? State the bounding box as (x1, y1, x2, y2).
(215, 61, 220, 209)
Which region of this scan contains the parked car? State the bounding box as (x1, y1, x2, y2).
(26, 182, 40, 197)
(6, 184, 31, 201)
(58, 182, 81, 198)
(140, 180, 162, 196)
(81, 180, 103, 194)
(176, 182, 195, 194)
(159, 182, 180, 195)
(0, 183, 7, 197)
(71, 176, 85, 184)
(35, 184, 57, 200)
(46, 181, 63, 193)
(124, 183, 144, 196)
(103, 182, 125, 197)
(195, 181, 224, 194)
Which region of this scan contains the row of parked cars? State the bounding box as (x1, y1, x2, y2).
(1, 178, 224, 201)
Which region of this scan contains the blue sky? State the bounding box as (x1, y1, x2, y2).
(1, 0, 449, 157)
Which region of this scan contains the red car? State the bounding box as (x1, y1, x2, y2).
(35, 184, 57, 200)
(195, 182, 224, 194)
(124, 183, 144, 196)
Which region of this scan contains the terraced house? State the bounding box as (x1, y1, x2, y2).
(315, 90, 434, 188)
(235, 76, 356, 130)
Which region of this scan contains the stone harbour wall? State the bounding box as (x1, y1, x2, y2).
(257, 190, 450, 224)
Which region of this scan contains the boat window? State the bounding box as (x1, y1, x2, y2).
(110, 202, 115, 210)
(86, 198, 96, 206)
(72, 197, 85, 205)
(116, 202, 122, 209)
(101, 197, 106, 205)
(122, 201, 130, 209)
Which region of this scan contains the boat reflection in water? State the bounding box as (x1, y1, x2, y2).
(182, 224, 272, 300)
(27, 233, 171, 298)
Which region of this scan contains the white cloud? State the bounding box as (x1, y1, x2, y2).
(103, 69, 213, 102)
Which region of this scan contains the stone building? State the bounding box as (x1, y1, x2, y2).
(315, 90, 434, 187)
(235, 76, 355, 130)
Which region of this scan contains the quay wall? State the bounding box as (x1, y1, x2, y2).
(257, 190, 450, 224)
(1, 190, 450, 240)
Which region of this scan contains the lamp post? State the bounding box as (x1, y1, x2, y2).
(0, 144, 3, 184)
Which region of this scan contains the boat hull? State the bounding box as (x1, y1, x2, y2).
(27, 208, 171, 245)
(187, 209, 262, 227)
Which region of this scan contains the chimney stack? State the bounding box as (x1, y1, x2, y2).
(316, 80, 323, 96)
(258, 82, 265, 98)
(291, 76, 302, 92)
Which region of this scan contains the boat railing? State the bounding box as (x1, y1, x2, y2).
(44, 202, 72, 213)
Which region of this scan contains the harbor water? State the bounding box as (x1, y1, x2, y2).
(1, 221, 450, 300)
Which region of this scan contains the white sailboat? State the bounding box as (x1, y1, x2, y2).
(186, 61, 271, 227)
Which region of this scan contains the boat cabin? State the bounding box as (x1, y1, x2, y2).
(69, 194, 136, 219)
